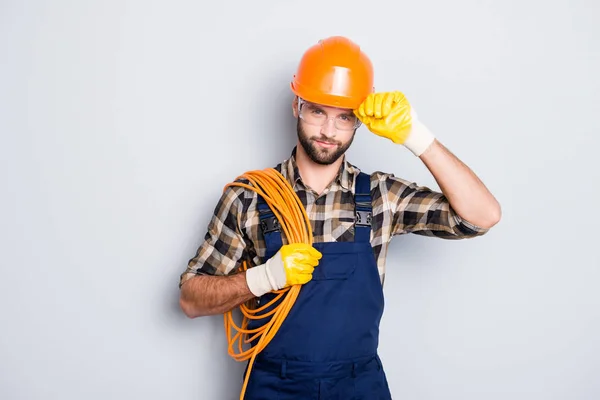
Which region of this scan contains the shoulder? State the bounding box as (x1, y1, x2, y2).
(350, 166, 420, 203)
(348, 164, 411, 191)
(220, 162, 285, 211)
(216, 174, 257, 216)
(363, 169, 417, 190)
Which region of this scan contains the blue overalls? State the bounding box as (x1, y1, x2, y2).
(243, 172, 392, 399)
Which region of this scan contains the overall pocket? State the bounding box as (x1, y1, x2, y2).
(311, 252, 357, 281)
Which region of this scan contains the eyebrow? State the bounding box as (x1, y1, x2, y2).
(308, 103, 354, 116)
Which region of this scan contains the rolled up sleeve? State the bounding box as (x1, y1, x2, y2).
(179, 185, 248, 288)
(386, 175, 489, 239)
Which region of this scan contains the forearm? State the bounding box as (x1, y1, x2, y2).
(419, 140, 501, 229)
(179, 272, 255, 318)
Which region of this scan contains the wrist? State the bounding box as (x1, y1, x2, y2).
(404, 120, 435, 156)
(244, 254, 286, 297)
(245, 263, 274, 297)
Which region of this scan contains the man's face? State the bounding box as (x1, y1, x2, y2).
(295, 99, 357, 165)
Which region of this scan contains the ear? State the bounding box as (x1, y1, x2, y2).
(292, 96, 299, 118)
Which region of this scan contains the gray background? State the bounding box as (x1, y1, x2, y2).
(1, 0, 599, 399)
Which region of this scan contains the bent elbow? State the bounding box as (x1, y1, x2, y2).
(179, 296, 203, 319)
(480, 204, 502, 229)
(488, 203, 502, 227)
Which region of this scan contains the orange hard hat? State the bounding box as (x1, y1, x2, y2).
(290, 36, 374, 110)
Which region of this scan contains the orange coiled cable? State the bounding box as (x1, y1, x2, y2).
(223, 168, 313, 400)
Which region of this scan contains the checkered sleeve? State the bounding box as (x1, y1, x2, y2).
(179, 184, 249, 288)
(383, 174, 489, 238)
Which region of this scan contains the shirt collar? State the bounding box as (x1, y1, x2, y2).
(282, 146, 360, 192)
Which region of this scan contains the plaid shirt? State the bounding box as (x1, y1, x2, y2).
(179, 148, 488, 288)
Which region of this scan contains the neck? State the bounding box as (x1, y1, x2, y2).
(295, 143, 344, 195)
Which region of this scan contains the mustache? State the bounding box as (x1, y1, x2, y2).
(311, 136, 340, 146)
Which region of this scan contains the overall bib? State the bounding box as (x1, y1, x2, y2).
(244, 172, 391, 399)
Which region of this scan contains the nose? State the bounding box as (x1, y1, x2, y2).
(320, 118, 337, 137)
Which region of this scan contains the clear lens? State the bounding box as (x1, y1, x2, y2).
(298, 100, 360, 130)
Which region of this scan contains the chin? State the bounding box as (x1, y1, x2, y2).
(309, 148, 342, 165)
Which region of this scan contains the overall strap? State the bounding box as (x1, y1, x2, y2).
(354, 172, 372, 243)
(256, 170, 372, 257)
(257, 194, 283, 262)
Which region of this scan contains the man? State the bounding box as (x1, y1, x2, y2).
(179, 36, 501, 399)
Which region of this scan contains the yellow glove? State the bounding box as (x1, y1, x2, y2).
(354, 91, 435, 156)
(278, 243, 322, 286)
(245, 243, 322, 296)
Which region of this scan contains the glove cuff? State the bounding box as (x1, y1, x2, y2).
(404, 120, 435, 156)
(245, 264, 273, 297)
(245, 253, 286, 297)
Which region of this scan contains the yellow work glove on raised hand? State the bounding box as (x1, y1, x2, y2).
(245, 243, 322, 297)
(354, 91, 436, 156)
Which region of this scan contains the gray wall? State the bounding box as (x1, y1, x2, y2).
(1, 1, 599, 399)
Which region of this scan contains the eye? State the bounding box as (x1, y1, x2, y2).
(338, 114, 353, 121)
(310, 108, 324, 115)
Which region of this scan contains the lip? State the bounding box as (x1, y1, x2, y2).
(314, 139, 337, 149)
